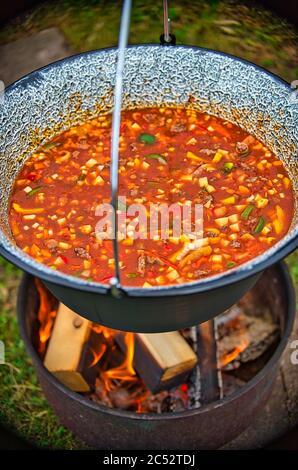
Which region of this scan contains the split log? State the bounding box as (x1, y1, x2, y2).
(44, 304, 197, 395)
(44, 304, 100, 392)
(116, 331, 198, 393)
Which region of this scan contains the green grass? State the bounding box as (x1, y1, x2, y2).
(0, 0, 297, 449)
(0, 0, 297, 82)
(0, 258, 85, 449)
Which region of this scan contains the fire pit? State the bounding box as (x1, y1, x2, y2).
(17, 262, 295, 449)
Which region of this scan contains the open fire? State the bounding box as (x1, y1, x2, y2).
(35, 278, 279, 413)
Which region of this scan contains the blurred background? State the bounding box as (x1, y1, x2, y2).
(0, 0, 297, 450)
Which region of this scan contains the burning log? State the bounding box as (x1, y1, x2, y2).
(116, 331, 197, 393)
(216, 305, 279, 370)
(43, 304, 100, 392)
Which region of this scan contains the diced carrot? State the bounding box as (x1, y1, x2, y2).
(238, 185, 250, 195)
(283, 177, 290, 189)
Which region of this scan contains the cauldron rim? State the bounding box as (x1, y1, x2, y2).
(18, 262, 295, 421)
(1, 44, 297, 299)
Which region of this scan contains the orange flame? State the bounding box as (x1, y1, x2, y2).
(101, 332, 137, 391)
(89, 343, 107, 368)
(35, 278, 57, 354)
(220, 338, 249, 367)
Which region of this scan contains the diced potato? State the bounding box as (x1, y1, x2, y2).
(222, 196, 236, 205)
(212, 151, 223, 163)
(86, 158, 98, 168)
(215, 216, 229, 227)
(261, 225, 272, 235)
(230, 222, 240, 232)
(186, 137, 197, 145)
(54, 255, 65, 266)
(268, 188, 277, 195)
(228, 214, 239, 223)
(81, 270, 91, 277)
(58, 242, 71, 250)
(211, 254, 223, 263)
(199, 177, 208, 188)
(80, 224, 92, 234)
(94, 175, 105, 185)
(156, 275, 166, 285)
(241, 233, 255, 241)
(228, 233, 238, 241)
(205, 184, 216, 193)
(83, 260, 91, 269)
(143, 281, 152, 288)
(166, 268, 180, 281)
(131, 122, 141, 130)
(204, 200, 212, 208)
(57, 217, 66, 226)
(142, 161, 150, 170)
(255, 194, 268, 208)
(235, 205, 246, 211)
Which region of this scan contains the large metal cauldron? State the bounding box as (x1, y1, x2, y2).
(17, 263, 296, 449)
(1, 45, 297, 331)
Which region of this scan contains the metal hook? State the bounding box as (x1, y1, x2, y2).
(160, 0, 176, 45)
(109, 0, 132, 299)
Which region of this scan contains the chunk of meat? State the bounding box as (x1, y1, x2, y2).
(230, 240, 241, 248)
(143, 113, 157, 123)
(45, 239, 58, 253)
(236, 135, 255, 156)
(170, 122, 187, 133)
(74, 247, 91, 259)
(137, 253, 147, 276)
(199, 149, 215, 156)
(129, 142, 138, 152)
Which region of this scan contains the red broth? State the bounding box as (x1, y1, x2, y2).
(9, 107, 294, 287)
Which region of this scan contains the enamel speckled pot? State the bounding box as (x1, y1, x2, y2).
(0, 45, 297, 332)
